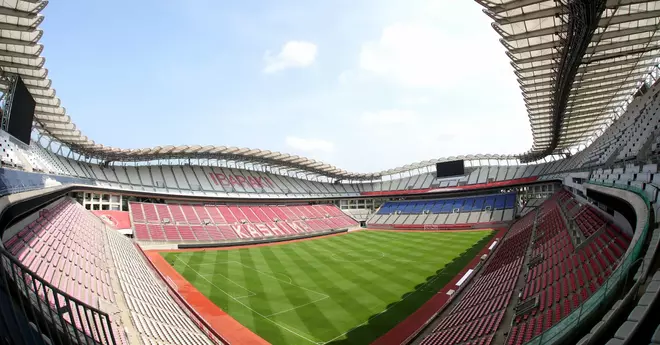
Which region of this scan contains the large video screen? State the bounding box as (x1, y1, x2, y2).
(436, 160, 465, 178)
(7, 76, 36, 145)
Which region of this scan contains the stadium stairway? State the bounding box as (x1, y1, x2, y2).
(416, 207, 536, 345)
(414, 188, 638, 345)
(492, 207, 543, 345)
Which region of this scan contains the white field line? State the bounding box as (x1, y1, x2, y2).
(187, 262, 258, 298)
(180, 253, 453, 344)
(186, 260, 295, 283)
(197, 260, 331, 317)
(233, 294, 253, 300)
(264, 295, 330, 317)
(175, 258, 323, 344)
(197, 273, 257, 299)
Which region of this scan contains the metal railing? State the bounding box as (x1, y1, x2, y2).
(133, 243, 230, 345)
(524, 181, 650, 345)
(0, 246, 119, 345)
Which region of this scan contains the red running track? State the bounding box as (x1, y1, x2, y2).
(145, 251, 270, 345)
(143, 228, 504, 345)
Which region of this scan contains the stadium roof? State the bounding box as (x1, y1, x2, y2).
(477, 0, 660, 161)
(0, 0, 657, 179)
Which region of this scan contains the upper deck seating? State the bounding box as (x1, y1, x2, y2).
(367, 193, 517, 228)
(578, 82, 660, 167)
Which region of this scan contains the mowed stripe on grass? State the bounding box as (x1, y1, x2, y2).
(162, 230, 494, 345)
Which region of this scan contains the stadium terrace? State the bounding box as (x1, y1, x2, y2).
(0, 1, 659, 345)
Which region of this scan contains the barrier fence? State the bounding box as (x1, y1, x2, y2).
(0, 246, 119, 345)
(133, 243, 230, 345)
(524, 181, 650, 345)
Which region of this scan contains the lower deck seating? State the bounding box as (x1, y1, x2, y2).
(419, 189, 634, 345)
(419, 206, 535, 345)
(1, 198, 222, 345)
(507, 198, 630, 345)
(106, 228, 216, 344)
(2, 199, 115, 309)
(1, 198, 128, 344)
(130, 202, 357, 242)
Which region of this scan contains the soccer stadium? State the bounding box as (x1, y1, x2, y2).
(0, 0, 659, 345)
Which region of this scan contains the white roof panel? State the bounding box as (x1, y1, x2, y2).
(1, 0, 656, 178)
(478, 0, 660, 160)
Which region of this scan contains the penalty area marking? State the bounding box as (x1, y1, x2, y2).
(176, 253, 455, 344)
(186, 260, 295, 284)
(196, 273, 257, 299)
(184, 259, 329, 310)
(175, 258, 324, 344)
(264, 295, 330, 318)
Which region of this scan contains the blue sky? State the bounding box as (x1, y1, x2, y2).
(40, 0, 531, 173)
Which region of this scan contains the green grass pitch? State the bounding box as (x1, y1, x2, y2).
(162, 230, 494, 345)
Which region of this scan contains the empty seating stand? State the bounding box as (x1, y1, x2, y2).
(130, 202, 357, 242)
(418, 189, 635, 345)
(508, 196, 629, 345)
(3, 199, 116, 309)
(419, 206, 535, 345)
(106, 228, 217, 344)
(2, 197, 221, 345)
(1, 198, 129, 344)
(367, 193, 517, 229)
(605, 270, 660, 345)
(1, 82, 659, 201)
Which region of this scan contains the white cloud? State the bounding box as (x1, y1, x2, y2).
(263, 41, 318, 73)
(361, 109, 419, 125)
(285, 136, 334, 153)
(399, 96, 430, 106)
(358, 23, 486, 88)
(335, 106, 531, 172)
